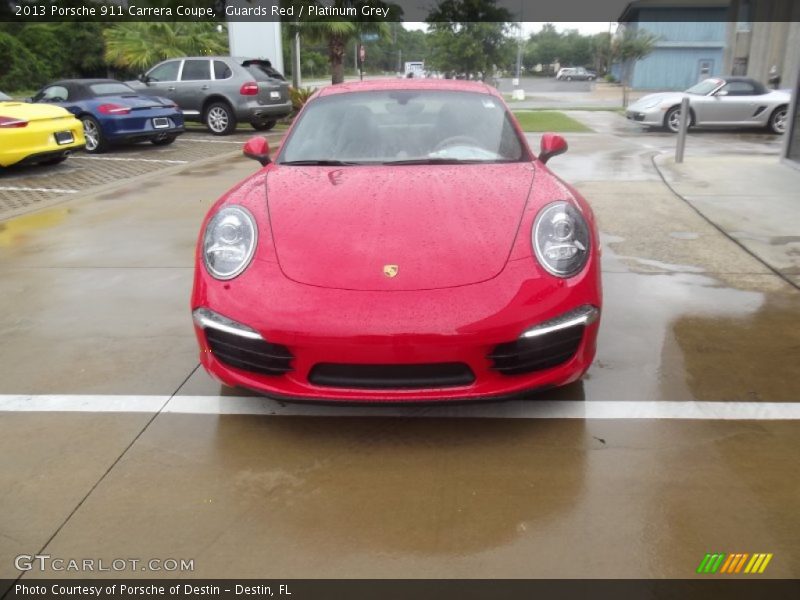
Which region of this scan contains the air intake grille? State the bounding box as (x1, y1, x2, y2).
(488, 325, 584, 375)
(308, 363, 475, 389)
(205, 328, 293, 376)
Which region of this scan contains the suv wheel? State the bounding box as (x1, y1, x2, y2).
(251, 120, 277, 132)
(566, 76, 573, 81)
(205, 102, 237, 136)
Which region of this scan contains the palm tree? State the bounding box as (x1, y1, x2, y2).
(104, 23, 228, 72)
(297, 1, 394, 84)
(612, 26, 659, 107)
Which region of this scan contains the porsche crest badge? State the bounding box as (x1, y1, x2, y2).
(383, 264, 399, 278)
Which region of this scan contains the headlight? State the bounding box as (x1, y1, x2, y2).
(203, 205, 257, 280)
(532, 201, 591, 278)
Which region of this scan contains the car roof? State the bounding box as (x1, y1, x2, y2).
(317, 78, 499, 98)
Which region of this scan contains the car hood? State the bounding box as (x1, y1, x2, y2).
(628, 91, 685, 110)
(265, 163, 534, 291)
(0, 101, 73, 121)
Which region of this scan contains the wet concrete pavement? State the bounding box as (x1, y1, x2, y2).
(1, 116, 799, 582)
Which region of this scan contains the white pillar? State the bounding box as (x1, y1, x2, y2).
(226, 1, 284, 74)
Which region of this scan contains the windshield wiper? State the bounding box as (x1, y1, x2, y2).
(279, 159, 362, 166)
(381, 158, 489, 165)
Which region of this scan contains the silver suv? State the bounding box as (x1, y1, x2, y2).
(129, 56, 291, 135)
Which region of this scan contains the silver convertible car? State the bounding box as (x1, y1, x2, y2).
(626, 77, 790, 134)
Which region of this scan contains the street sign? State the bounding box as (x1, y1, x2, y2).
(362, 33, 379, 42)
(359, 45, 366, 62)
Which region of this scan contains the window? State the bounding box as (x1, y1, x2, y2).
(181, 60, 211, 81)
(89, 82, 135, 96)
(279, 90, 525, 164)
(40, 86, 69, 102)
(213, 61, 232, 80)
(148, 61, 180, 82)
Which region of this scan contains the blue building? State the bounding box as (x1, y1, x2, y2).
(618, 1, 730, 90)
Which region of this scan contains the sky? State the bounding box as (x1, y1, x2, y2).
(403, 22, 617, 36)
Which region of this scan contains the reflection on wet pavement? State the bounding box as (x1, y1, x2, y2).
(24, 414, 799, 578)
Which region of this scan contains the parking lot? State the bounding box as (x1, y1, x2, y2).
(0, 126, 285, 220)
(1, 103, 799, 585)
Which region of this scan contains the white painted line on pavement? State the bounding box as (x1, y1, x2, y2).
(1, 395, 799, 420)
(0, 186, 77, 194)
(71, 156, 187, 164)
(178, 139, 247, 144)
(0, 395, 169, 413)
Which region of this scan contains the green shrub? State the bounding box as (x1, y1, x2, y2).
(289, 86, 317, 114)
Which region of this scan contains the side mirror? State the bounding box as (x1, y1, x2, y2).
(539, 133, 568, 164)
(243, 136, 271, 166)
(715, 89, 728, 97)
(138, 73, 151, 85)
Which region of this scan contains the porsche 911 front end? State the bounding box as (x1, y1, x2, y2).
(191, 80, 601, 402)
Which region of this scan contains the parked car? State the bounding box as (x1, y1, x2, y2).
(1, 90, 85, 168)
(626, 76, 790, 134)
(128, 56, 292, 135)
(30, 79, 184, 153)
(556, 67, 596, 81)
(191, 80, 601, 402)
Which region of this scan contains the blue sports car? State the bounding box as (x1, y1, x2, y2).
(31, 79, 184, 153)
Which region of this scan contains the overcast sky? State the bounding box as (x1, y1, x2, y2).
(403, 22, 617, 36)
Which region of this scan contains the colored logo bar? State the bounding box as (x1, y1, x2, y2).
(696, 553, 773, 574)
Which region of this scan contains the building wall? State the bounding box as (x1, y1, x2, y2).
(725, 0, 800, 89)
(632, 47, 725, 89)
(625, 7, 727, 90)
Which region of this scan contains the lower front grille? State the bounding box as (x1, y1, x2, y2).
(488, 325, 584, 375)
(308, 363, 475, 389)
(205, 328, 293, 376)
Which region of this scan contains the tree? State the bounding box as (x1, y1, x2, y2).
(104, 22, 228, 72)
(613, 26, 659, 107)
(426, 0, 514, 80)
(294, 1, 397, 84)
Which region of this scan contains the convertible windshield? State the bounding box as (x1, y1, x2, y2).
(685, 78, 724, 95)
(278, 90, 525, 165)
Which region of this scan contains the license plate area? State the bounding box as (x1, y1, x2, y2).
(153, 117, 170, 129)
(54, 131, 74, 145)
(269, 91, 281, 100)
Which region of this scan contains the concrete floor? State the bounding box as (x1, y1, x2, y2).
(1, 118, 799, 582)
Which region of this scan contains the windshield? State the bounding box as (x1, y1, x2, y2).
(278, 90, 526, 165)
(90, 82, 136, 96)
(685, 78, 724, 95)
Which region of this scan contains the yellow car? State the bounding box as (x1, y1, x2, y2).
(0, 91, 85, 168)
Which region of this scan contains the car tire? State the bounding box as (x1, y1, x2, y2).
(664, 106, 691, 133)
(251, 120, 277, 131)
(81, 115, 107, 153)
(205, 102, 237, 136)
(151, 134, 177, 146)
(566, 76, 573, 81)
(768, 106, 788, 134)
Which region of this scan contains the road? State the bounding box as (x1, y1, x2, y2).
(0, 113, 798, 583)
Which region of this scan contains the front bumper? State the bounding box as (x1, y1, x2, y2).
(192, 257, 601, 402)
(625, 107, 664, 127)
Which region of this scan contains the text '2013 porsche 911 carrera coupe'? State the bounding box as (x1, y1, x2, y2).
(191, 80, 602, 402)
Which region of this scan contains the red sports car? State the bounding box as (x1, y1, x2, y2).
(191, 79, 601, 402)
